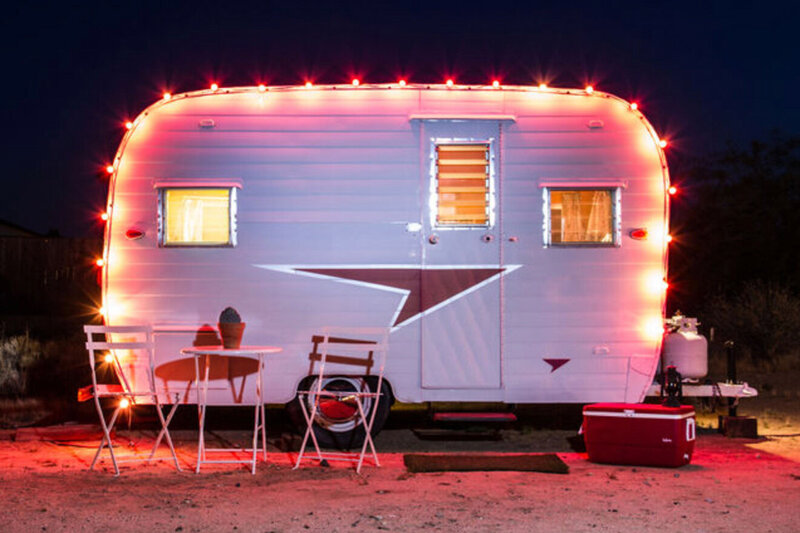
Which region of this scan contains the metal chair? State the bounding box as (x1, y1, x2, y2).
(293, 327, 389, 474)
(81, 325, 181, 475)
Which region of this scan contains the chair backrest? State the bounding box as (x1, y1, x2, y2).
(310, 327, 390, 381)
(84, 325, 155, 396)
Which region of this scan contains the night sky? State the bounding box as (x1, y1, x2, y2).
(1, 1, 797, 237)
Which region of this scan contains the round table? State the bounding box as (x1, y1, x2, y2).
(180, 345, 282, 474)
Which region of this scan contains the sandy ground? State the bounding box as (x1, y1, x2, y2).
(1, 399, 799, 533)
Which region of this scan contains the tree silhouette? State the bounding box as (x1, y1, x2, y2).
(668, 132, 800, 315)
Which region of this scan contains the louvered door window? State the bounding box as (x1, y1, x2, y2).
(435, 143, 491, 226)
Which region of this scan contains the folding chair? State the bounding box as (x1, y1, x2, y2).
(294, 327, 389, 474)
(80, 325, 181, 475)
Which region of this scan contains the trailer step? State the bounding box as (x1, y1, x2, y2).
(413, 428, 502, 441)
(432, 412, 517, 423)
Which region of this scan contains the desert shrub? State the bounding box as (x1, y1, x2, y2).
(31, 334, 90, 399)
(705, 281, 800, 365)
(0, 333, 44, 396)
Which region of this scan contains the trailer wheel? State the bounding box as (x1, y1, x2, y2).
(287, 376, 392, 449)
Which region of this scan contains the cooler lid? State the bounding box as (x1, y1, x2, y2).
(584, 403, 695, 417)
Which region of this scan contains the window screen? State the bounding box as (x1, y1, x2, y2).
(547, 188, 616, 245)
(159, 188, 236, 246)
(435, 143, 490, 226)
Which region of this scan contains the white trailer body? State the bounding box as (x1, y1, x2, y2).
(101, 83, 669, 408)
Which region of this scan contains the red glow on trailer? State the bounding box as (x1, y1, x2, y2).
(630, 228, 648, 240)
(351, 78, 360, 86)
(668, 185, 677, 196)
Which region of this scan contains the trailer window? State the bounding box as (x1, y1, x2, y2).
(158, 187, 237, 247)
(545, 188, 618, 246)
(435, 143, 491, 226)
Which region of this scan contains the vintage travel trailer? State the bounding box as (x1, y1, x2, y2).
(100, 82, 671, 439)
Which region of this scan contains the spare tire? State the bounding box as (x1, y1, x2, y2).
(287, 376, 392, 449)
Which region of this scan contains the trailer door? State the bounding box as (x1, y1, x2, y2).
(419, 120, 502, 389)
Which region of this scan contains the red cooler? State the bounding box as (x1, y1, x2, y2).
(583, 403, 696, 467)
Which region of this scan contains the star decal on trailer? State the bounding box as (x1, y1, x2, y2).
(254, 264, 521, 331)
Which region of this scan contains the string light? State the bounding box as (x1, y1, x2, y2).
(305, 81, 313, 88)
(585, 85, 594, 94)
(104, 353, 114, 364)
(666, 234, 673, 243)
(119, 398, 130, 409)
(258, 84, 267, 92)
(668, 185, 677, 195)
(125, 121, 133, 130)
(659, 139, 668, 148)
(538, 83, 548, 89)
(105, 165, 114, 175)
(446, 79, 454, 87)
(351, 78, 360, 86)
(162, 92, 171, 101)
(492, 80, 500, 88)
(95, 258, 105, 267)
(100, 212, 109, 221)
(210, 83, 219, 91)
(398, 79, 407, 87)
(630, 102, 638, 110)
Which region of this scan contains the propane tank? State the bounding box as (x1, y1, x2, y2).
(662, 313, 708, 379)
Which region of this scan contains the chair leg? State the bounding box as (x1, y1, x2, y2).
(293, 393, 325, 469)
(355, 399, 379, 474)
(92, 404, 122, 476)
(149, 399, 182, 471)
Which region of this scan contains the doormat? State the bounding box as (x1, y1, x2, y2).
(403, 453, 569, 474)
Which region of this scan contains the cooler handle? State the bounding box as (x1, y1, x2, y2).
(686, 418, 696, 442)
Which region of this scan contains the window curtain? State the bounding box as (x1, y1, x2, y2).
(586, 190, 612, 242)
(560, 190, 612, 242)
(561, 192, 584, 241)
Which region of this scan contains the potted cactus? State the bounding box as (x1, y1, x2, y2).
(218, 306, 245, 349)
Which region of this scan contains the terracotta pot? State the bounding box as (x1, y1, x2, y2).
(218, 322, 246, 349)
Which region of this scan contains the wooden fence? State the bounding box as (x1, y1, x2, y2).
(0, 237, 102, 331)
